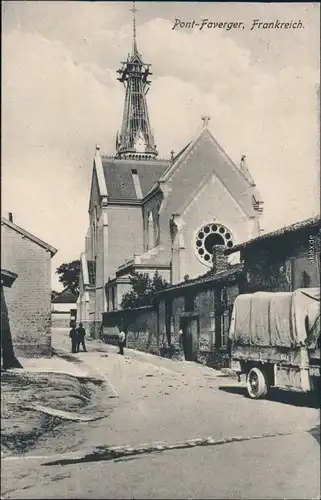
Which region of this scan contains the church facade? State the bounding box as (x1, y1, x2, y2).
(78, 4, 264, 336)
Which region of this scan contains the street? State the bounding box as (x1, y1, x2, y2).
(1, 328, 320, 499)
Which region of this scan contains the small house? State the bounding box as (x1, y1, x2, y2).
(225, 216, 320, 293)
(1, 215, 57, 357)
(51, 290, 78, 328)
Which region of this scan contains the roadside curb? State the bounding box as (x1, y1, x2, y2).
(52, 347, 119, 399)
(3, 428, 308, 465)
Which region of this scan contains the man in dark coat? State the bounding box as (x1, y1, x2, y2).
(69, 325, 78, 353)
(76, 322, 87, 352)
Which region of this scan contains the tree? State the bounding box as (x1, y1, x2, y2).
(121, 271, 169, 310)
(56, 260, 80, 296)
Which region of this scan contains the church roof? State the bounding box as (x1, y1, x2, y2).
(159, 127, 263, 218)
(102, 157, 169, 201)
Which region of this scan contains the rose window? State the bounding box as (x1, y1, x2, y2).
(195, 223, 234, 266)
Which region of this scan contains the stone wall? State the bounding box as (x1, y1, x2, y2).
(102, 306, 159, 354)
(197, 288, 215, 352)
(159, 282, 237, 369)
(242, 229, 320, 293)
(1, 223, 52, 357)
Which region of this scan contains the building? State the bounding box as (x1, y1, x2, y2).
(51, 290, 78, 328)
(1, 269, 23, 369)
(1, 214, 57, 357)
(156, 247, 244, 368)
(153, 216, 320, 367)
(102, 216, 320, 369)
(79, 3, 264, 336)
(225, 216, 320, 293)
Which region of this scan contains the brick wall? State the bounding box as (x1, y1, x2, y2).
(1, 224, 52, 357)
(102, 306, 159, 354)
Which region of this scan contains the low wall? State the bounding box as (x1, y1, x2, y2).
(102, 306, 159, 354)
(51, 312, 70, 329)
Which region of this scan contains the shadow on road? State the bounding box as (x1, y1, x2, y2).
(308, 425, 320, 445)
(218, 385, 320, 409)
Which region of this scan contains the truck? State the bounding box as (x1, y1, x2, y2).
(228, 288, 320, 399)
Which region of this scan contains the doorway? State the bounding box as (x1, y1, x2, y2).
(181, 316, 199, 361)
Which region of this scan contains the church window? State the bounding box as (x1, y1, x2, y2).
(131, 169, 143, 199)
(195, 223, 234, 267)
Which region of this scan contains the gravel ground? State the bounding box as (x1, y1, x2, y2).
(1, 368, 111, 456)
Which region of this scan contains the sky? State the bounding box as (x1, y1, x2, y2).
(2, 1, 320, 290)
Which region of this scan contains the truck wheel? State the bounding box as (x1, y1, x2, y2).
(246, 367, 268, 399)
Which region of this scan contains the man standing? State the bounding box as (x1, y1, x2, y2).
(69, 324, 78, 353)
(76, 322, 87, 352)
(118, 327, 126, 355)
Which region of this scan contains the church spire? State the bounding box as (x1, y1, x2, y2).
(115, 1, 158, 159)
(131, 0, 138, 55)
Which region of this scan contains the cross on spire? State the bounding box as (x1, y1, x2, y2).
(130, 1, 139, 54)
(201, 115, 211, 127)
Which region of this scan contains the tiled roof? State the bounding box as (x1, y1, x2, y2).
(225, 216, 320, 254)
(1, 217, 57, 256)
(101, 157, 170, 200)
(52, 290, 78, 304)
(158, 263, 244, 294)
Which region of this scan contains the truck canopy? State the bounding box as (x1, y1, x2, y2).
(229, 288, 320, 348)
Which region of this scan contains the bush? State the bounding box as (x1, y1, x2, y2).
(121, 271, 169, 310)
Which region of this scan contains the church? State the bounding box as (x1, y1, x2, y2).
(78, 3, 264, 336)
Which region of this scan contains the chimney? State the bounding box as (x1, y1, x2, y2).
(8, 212, 13, 223)
(212, 245, 228, 274)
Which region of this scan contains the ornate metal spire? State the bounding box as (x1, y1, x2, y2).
(130, 1, 138, 55)
(115, 1, 158, 159)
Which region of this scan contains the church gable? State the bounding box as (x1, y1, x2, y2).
(171, 172, 261, 282)
(159, 127, 263, 219)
